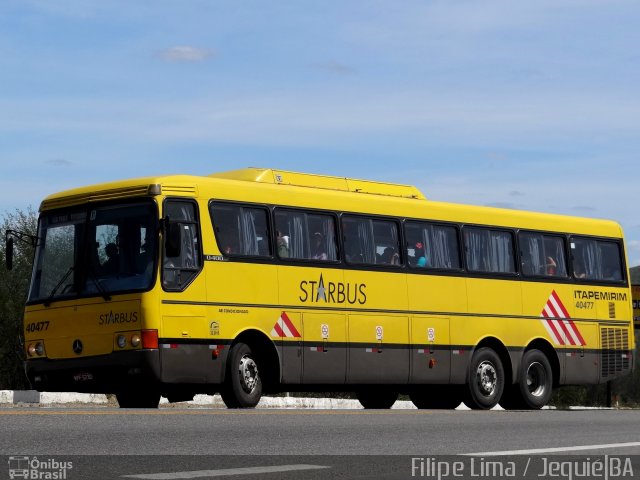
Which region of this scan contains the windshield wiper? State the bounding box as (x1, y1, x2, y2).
(86, 266, 112, 302)
(44, 266, 75, 307)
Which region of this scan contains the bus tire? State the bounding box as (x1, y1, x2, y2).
(410, 386, 462, 409)
(501, 349, 552, 410)
(220, 342, 263, 409)
(116, 388, 161, 408)
(463, 347, 505, 410)
(356, 388, 398, 409)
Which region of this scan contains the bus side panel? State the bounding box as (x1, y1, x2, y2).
(302, 312, 347, 384)
(160, 260, 210, 384)
(277, 265, 345, 384)
(347, 313, 409, 384)
(278, 312, 303, 384)
(410, 315, 450, 383)
(563, 323, 599, 384)
(407, 273, 465, 384)
(521, 283, 569, 383)
(343, 270, 409, 384)
(206, 261, 280, 382)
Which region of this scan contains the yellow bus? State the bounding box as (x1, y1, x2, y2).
(7, 168, 635, 409)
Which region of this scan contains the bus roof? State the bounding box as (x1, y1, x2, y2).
(39, 168, 624, 239)
(209, 168, 427, 200)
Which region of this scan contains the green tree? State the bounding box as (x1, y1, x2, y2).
(0, 207, 38, 389)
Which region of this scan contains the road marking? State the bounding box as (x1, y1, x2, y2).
(122, 464, 330, 479)
(463, 441, 640, 456)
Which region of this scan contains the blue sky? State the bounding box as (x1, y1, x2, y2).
(2, 0, 640, 265)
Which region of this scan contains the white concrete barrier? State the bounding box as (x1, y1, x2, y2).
(40, 392, 109, 404)
(8, 391, 611, 410)
(3, 391, 419, 408)
(0, 391, 13, 404)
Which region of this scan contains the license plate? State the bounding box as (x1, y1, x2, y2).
(73, 372, 94, 382)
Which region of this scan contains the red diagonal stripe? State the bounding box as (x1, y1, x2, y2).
(555, 318, 577, 346)
(551, 290, 571, 318)
(566, 319, 586, 346)
(545, 300, 560, 319)
(273, 322, 285, 337)
(545, 319, 565, 345)
(280, 312, 300, 338)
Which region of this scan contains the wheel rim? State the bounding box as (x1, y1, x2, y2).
(476, 361, 497, 397)
(238, 354, 259, 394)
(526, 361, 547, 397)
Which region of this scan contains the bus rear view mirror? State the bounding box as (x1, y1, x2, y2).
(5, 236, 13, 270)
(166, 222, 182, 258)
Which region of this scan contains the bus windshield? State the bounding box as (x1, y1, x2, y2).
(28, 201, 158, 304)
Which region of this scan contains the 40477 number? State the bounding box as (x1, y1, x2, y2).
(575, 301, 595, 310)
(25, 321, 49, 332)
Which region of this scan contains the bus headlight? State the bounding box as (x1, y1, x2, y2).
(130, 334, 141, 348)
(35, 342, 45, 356)
(27, 344, 36, 357)
(117, 335, 127, 349)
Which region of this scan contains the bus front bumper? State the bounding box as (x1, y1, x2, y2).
(25, 349, 161, 393)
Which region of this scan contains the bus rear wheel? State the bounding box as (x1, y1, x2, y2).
(410, 386, 462, 409)
(220, 342, 263, 409)
(356, 388, 398, 409)
(116, 388, 161, 408)
(500, 349, 552, 410)
(463, 347, 505, 410)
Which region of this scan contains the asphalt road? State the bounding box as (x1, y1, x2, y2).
(1, 408, 639, 479)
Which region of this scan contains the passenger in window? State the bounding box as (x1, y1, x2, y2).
(311, 232, 328, 260)
(277, 230, 289, 258)
(545, 256, 557, 276)
(381, 247, 400, 265)
(415, 242, 427, 267)
(574, 264, 587, 279)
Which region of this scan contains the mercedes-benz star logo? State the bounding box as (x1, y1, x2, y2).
(72, 339, 83, 355)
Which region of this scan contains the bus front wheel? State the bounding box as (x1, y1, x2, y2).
(463, 347, 505, 410)
(220, 342, 263, 409)
(500, 349, 552, 410)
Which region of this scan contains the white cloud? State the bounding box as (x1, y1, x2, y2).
(159, 46, 216, 63)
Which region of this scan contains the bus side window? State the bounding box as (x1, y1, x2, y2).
(599, 242, 623, 281)
(464, 227, 516, 274)
(571, 237, 624, 282)
(405, 221, 460, 270)
(342, 216, 400, 267)
(210, 203, 271, 257)
(274, 209, 338, 262)
(519, 232, 567, 278)
(163, 200, 202, 291)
